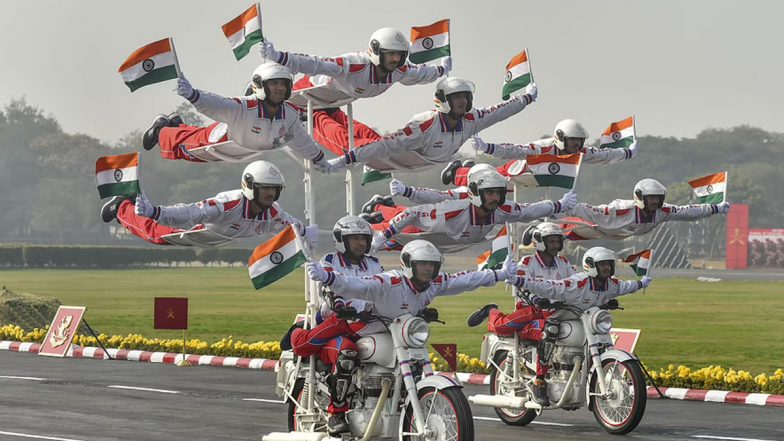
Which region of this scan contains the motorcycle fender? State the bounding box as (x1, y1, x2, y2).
(483, 333, 516, 363)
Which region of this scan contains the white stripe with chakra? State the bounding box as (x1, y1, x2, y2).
(249, 239, 301, 279)
(490, 233, 508, 253)
(226, 17, 262, 48)
(637, 256, 650, 271)
(120, 51, 177, 82)
(600, 126, 635, 145)
(411, 32, 449, 53)
(506, 60, 530, 80)
(693, 181, 726, 198)
(96, 166, 139, 186)
(528, 161, 579, 178)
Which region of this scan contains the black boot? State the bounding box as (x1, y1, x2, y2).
(167, 113, 184, 127)
(279, 322, 304, 351)
(327, 412, 350, 435)
(532, 378, 550, 406)
(440, 159, 462, 185)
(100, 196, 129, 223)
(362, 194, 393, 214)
(466, 303, 498, 327)
(142, 114, 170, 150)
(359, 211, 384, 225)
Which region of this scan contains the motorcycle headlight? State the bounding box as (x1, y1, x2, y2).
(590, 310, 614, 334)
(402, 317, 430, 348)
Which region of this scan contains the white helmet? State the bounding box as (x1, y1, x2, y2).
(633, 178, 667, 209)
(531, 222, 564, 253)
(333, 215, 373, 255)
(400, 239, 443, 280)
(251, 63, 293, 101)
(465, 163, 495, 184)
(434, 77, 475, 114)
(241, 160, 286, 201)
(368, 27, 410, 69)
(467, 169, 508, 208)
(582, 246, 616, 278)
(553, 119, 589, 151)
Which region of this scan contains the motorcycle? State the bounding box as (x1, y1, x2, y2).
(468, 298, 647, 435)
(264, 307, 475, 441)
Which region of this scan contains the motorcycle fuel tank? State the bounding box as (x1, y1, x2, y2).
(356, 333, 396, 368)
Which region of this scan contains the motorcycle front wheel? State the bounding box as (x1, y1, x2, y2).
(288, 378, 330, 433)
(489, 350, 537, 426)
(402, 386, 474, 441)
(589, 358, 647, 434)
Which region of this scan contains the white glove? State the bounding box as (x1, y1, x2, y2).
(177, 76, 194, 99)
(134, 193, 155, 218)
(306, 261, 329, 282)
(259, 40, 280, 62)
(558, 190, 578, 211)
(717, 201, 731, 214)
(494, 255, 518, 283)
(311, 157, 333, 174)
(628, 142, 638, 158)
(370, 232, 387, 252)
(440, 56, 453, 75)
(470, 136, 493, 155)
(640, 275, 653, 288)
(304, 224, 320, 247)
(524, 82, 538, 102)
(389, 179, 407, 197)
(326, 157, 347, 173)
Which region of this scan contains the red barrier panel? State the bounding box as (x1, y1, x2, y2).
(725, 204, 748, 269)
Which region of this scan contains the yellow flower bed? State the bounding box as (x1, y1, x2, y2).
(2, 325, 781, 394)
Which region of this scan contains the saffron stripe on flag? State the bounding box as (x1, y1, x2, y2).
(688, 172, 726, 188)
(602, 116, 634, 134)
(222, 5, 260, 37)
(410, 19, 449, 41)
(118, 38, 173, 73)
(96, 153, 138, 173)
(527, 153, 582, 166)
(249, 226, 298, 264)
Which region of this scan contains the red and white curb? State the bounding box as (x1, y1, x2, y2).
(2, 340, 782, 407)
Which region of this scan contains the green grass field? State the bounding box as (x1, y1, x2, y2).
(1, 268, 782, 373)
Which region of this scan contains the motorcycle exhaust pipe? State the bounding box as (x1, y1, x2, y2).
(261, 432, 331, 441)
(468, 394, 527, 409)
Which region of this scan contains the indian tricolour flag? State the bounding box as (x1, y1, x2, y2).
(600, 116, 636, 149)
(409, 19, 450, 64)
(95, 153, 141, 199)
(502, 49, 533, 100)
(222, 4, 264, 61)
(248, 225, 307, 290)
(477, 227, 509, 270)
(688, 172, 727, 204)
(623, 249, 653, 277)
(361, 166, 392, 185)
(118, 38, 180, 92)
(526, 153, 582, 189)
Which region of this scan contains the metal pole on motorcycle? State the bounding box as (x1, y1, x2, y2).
(303, 99, 318, 413)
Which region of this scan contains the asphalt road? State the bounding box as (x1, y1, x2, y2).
(0, 351, 781, 441)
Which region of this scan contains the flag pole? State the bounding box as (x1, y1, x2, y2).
(526, 49, 534, 85)
(169, 37, 183, 79)
(256, 3, 265, 43)
(178, 329, 189, 366)
(643, 249, 655, 295)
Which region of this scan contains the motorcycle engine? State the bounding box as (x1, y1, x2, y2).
(357, 366, 395, 398)
(551, 347, 583, 373)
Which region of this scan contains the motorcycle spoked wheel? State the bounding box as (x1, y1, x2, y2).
(488, 350, 538, 426)
(589, 358, 647, 434)
(402, 386, 474, 441)
(287, 378, 330, 433)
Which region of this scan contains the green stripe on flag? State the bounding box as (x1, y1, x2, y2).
(533, 175, 575, 189)
(98, 181, 141, 199)
(124, 66, 179, 92)
(409, 45, 451, 64)
(232, 30, 264, 61)
(362, 169, 392, 185)
(502, 73, 531, 100)
(251, 252, 307, 290)
(601, 137, 635, 149)
(484, 248, 508, 270)
(697, 193, 725, 204)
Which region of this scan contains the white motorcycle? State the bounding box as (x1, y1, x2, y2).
(469, 299, 647, 435)
(265, 308, 475, 441)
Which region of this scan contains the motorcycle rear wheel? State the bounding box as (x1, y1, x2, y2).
(402, 386, 474, 441)
(488, 350, 538, 426)
(589, 358, 647, 434)
(288, 378, 330, 433)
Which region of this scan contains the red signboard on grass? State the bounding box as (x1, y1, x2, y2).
(154, 297, 188, 330)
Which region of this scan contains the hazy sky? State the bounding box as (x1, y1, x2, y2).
(1, 1, 781, 145)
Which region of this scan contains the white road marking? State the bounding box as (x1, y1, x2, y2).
(106, 385, 181, 394)
(243, 398, 285, 404)
(0, 431, 87, 441)
(0, 375, 46, 381)
(692, 436, 777, 441)
(472, 416, 573, 427)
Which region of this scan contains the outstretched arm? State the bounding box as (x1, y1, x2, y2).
(260, 40, 345, 77)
